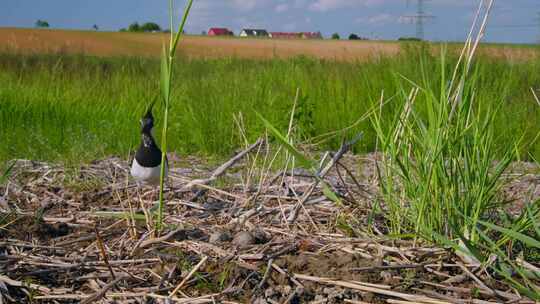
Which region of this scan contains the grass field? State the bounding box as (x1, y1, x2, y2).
(1, 28, 538, 61)
(0, 42, 539, 164)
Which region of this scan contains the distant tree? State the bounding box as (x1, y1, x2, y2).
(119, 28, 127, 32)
(331, 33, 340, 40)
(92, 24, 99, 31)
(348, 33, 369, 41)
(35, 20, 50, 28)
(398, 37, 422, 42)
(140, 22, 161, 32)
(201, 30, 207, 35)
(128, 22, 141, 32)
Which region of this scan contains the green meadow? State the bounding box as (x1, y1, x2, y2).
(0, 45, 539, 164)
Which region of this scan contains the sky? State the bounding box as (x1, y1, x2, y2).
(1, 0, 539, 44)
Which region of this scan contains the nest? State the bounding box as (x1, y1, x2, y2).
(0, 139, 538, 303)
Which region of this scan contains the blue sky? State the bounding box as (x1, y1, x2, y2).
(1, 0, 539, 43)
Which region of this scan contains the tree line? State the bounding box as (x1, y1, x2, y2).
(32, 19, 423, 41)
(119, 22, 165, 33)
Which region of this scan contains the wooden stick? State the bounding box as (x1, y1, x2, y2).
(456, 262, 495, 297)
(81, 275, 128, 304)
(182, 138, 263, 192)
(253, 258, 274, 296)
(139, 228, 184, 248)
(0, 275, 51, 293)
(287, 133, 363, 224)
(294, 273, 450, 304)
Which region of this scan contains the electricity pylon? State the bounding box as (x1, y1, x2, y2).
(403, 0, 434, 40)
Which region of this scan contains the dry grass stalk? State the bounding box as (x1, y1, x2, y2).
(169, 255, 209, 297)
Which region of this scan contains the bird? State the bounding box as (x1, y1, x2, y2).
(131, 105, 168, 187)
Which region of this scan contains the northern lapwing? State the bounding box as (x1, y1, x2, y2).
(131, 106, 168, 186)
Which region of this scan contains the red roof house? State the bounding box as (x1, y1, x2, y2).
(301, 32, 323, 39)
(270, 32, 302, 39)
(208, 28, 233, 36)
(269, 32, 322, 39)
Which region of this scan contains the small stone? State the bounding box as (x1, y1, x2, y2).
(232, 231, 256, 248)
(186, 228, 205, 240)
(252, 298, 268, 304)
(264, 288, 276, 298)
(282, 285, 292, 295)
(380, 270, 394, 285)
(323, 287, 334, 295)
(0, 197, 8, 210)
(251, 227, 270, 244)
(40, 198, 53, 209)
(209, 230, 232, 244)
(362, 292, 375, 303)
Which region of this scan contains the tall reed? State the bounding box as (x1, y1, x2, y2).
(370, 0, 508, 241)
(156, 0, 194, 232)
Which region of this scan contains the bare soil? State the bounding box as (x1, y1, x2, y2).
(0, 28, 537, 61)
(0, 149, 538, 303)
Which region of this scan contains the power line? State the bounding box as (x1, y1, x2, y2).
(402, 0, 435, 40)
(490, 24, 537, 28)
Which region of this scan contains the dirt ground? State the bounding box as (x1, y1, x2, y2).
(0, 28, 537, 61)
(0, 148, 538, 303)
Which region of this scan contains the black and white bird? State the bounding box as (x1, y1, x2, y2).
(131, 106, 168, 186)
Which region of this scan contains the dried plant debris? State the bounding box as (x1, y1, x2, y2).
(0, 150, 538, 304)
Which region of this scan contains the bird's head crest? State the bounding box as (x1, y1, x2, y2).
(140, 102, 155, 133)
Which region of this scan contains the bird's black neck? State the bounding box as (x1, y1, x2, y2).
(135, 132, 163, 167)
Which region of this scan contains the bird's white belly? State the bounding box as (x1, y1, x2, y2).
(130, 158, 167, 186)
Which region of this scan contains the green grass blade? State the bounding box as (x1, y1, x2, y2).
(322, 182, 342, 204)
(170, 0, 194, 55)
(527, 203, 540, 237)
(255, 111, 315, 169)
(0, 161, 15, 185)
(477, 219, 540, 249)
(161, 45, 170, 102)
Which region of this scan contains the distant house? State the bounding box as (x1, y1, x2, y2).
(269, 32, 301, 39)
(301, 32, 323, 39)
(269, 31, 323, 40)
(208, 27, 233, 36)
(240, 29, 269, 38)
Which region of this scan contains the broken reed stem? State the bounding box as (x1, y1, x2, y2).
(169, 255, 208, 297)
(531, 87, 540, 107)
(287, 132, 363, 224)
(81, 274, 128, 304)
(94, 223, 116, 279)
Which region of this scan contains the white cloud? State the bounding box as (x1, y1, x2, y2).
(309, 0, 354, 12)
(356, 13, 394, 25)
(308, 0, 382, 12)
(229, 0, 265, 11)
